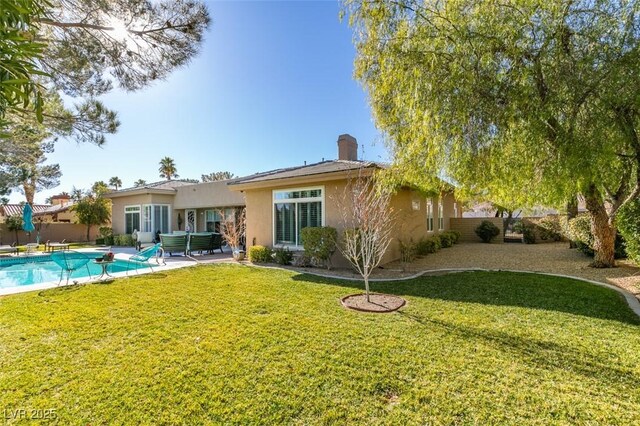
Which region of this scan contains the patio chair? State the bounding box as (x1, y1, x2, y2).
(188, 233, 213, 255)
(25, 243, 39, 255)
(210, 233, 224, 254)
(127, 243, 165, 275)
(160, 234, 188, 256)
(0, 245, 18, 256)
(50, 250, 92, 285)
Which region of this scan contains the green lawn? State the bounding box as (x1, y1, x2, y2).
(1, 265, 639, 424)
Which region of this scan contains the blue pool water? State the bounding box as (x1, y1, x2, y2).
(0, 254, 148, 288)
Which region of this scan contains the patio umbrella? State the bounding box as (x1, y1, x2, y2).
(22, 203, 35, 233)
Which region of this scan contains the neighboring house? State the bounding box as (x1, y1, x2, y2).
(228, 134, 462, 266)
(105, 180, 245, 235)
(1, 204, 50, 222)
(0, 195, 77, 223)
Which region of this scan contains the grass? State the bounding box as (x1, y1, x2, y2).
(1, 265, 639, 424)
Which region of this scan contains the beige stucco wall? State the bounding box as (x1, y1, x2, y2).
(240, 179, 461, 267)
(54, 210, 77, 223)
(173, 181, 245, 210)
(109, 193, 175, 234)
(109, 185, 245, 235)
(172, 206, 245, 233)
(0, 223, 100, 244)
(171, 181, 246, 232)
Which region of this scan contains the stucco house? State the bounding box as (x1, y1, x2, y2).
(229, 134, 461, 266)
(1, 194, 77, 224)
(105, 180, 245, 235)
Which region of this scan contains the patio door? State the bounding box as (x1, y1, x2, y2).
(186, 209, 196, 232)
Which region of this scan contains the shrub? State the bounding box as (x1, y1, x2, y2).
(437, 232, 454, 248)
(292, 252, 313, 267)
(415, 236, 441, 255)
(514, 221, 536, 244)
(568, 214, 626, 259)
(399, 239, 417, 264)
(522, 226, 536, 244)
(112, 234, 135, 246)
(475, 220, 501, 243)
(618, 199, 640, 263)
(96, 227, 113, 245)
(445, 230, 461, 244)
(300, 226, 337, 269)
(99, 226, 113, 238)
(248, 245, 273, 263)
(272, 247, 293, 265)
(568, 215, 592, 254)
(535, 216, 563, 241)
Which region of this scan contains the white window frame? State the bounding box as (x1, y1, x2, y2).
(438, 201, 445, 231)
(124, 205, 141, 234)
(205, 208, 236, 232)
(272, 186, 325, 248)
(426, 198, 434, 232)
(453, 202, 458, 218)
(141, 204, 172, 234)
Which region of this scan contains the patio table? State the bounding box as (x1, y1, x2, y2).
(47, 243, 70, 252)
(93, 260, 115, 280)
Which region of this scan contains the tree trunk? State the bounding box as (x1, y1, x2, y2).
(584, 187, 616, 268)
(567, 197, 579, 249)
(364, 270, 370, 302)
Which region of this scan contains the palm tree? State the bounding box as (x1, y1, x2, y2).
(159, 157, 179, 180)
(133, 179, 147, 187)
(109, 176, 122, 191)
(70, 187, 84, 202)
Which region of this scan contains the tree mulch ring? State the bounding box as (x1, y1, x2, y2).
(340, 293, 407, 313)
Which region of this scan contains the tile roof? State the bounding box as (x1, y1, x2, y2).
(229, 160, 381, 186)
(1, 204, 50, 217)
(36, 202, 75, 215)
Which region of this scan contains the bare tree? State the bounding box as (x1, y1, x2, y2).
(336, 173, 394, 302)
(218, 208, 245, 259)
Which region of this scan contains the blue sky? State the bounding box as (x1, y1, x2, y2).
(17, 0, 387, 204)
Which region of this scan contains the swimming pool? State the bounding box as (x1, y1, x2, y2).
(0, 254, 148, 289)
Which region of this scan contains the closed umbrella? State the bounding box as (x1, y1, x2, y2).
(22, 203, 35, 233)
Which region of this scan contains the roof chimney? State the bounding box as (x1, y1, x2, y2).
(337, 134, 358, 161)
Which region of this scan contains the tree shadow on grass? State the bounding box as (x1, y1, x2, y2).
(38, 283, 85, 297)
(291, 271, 640, 324)
(398, 310, 640, 388)
(127, 273, 169, 280)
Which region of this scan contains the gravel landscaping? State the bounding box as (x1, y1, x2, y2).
(287, 242, 640, 298)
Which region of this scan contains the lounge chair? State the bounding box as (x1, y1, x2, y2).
(127, 243, 164, 275)
(188, 232, 213, 255)
(0, 245, 17, 256)
(160, 234, 188, 256)
(46, 239, 69, 252)
(50, 250, 92, 284)
(25, 243, 39, 255)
